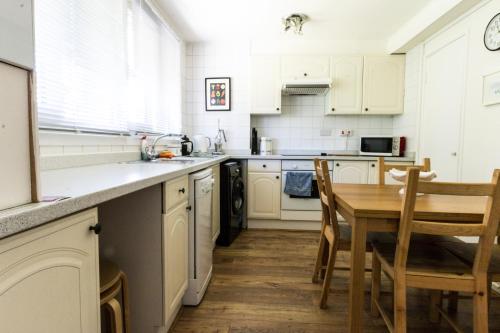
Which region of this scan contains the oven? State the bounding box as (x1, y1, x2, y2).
(281, 160, 333, 211)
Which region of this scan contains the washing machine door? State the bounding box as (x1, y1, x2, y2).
(232, 177, 244, 216)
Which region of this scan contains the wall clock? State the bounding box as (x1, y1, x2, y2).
(484, 12, 500, 51)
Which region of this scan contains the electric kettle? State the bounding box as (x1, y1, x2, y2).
(180, 135, 193, 156)
(193, 135, 211, 153)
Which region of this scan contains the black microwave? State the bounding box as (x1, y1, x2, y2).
(359, 136, 406, 157)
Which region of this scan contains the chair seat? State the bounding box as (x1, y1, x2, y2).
(438, 241, 500, 277)
(373, 242, 472, 278)
(337, 223, 396, 251)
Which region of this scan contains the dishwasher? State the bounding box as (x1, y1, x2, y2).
(183, 168, 214, 305)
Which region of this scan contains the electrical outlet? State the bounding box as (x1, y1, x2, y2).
(338, 129, 353, 137)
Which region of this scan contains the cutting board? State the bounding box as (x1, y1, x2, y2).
(0, 61, 32, 210)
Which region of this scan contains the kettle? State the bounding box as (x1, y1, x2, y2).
(193, 135, 211, 154)
(180, 135, 193, 156)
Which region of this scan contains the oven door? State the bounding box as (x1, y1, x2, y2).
(281, 171, 332, 211)
(359, 137, 393, 156)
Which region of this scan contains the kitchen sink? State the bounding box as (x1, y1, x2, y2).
(123, 156, 213, 165)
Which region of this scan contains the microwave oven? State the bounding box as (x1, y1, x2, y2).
(359, 136, 406, 157)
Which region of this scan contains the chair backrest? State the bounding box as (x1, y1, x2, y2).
(314, 159, 340, 238)
(394, 167, 500, 277)
(378, 157, 431, 185)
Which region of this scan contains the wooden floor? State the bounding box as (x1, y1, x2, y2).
(171, 229, 500, 332)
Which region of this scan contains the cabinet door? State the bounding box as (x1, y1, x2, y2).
(250, 55, 281, 114)
(163, 202, 189, 323)
(247, 172, 281, 219)
(332, 161, 369, 184)
(0, 0, 34, 69)
(362, 55, 405, 115)
(0, 62, 32, 210)
(281, 56, 330, 80)
(327, 56, 363, 115)
(211, 165, 220, 246)
(0, 209, 100, 333)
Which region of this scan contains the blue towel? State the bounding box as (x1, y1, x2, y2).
(284, 172, 313, 197)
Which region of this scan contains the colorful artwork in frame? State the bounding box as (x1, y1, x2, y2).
(205, 77, 231, 111)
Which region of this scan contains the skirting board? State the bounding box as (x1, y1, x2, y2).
(248, 219, 322, 231)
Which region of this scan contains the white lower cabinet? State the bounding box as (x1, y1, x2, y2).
(247, 172, 281, 219)
(163, 176, 189, 329)
(0, 209, 100, 333)
(211, 164, 220, 246)
(332, 161, 370, 184)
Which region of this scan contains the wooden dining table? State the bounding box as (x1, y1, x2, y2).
(330, 183, 487, 333)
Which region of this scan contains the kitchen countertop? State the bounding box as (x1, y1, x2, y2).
(0, 153, 415, 239)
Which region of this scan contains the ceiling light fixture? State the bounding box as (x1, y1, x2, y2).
(282, 14, 308, 35)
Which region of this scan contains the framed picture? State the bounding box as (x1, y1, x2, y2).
(205, 77, 231, 111)
(483, 70, 500, 106)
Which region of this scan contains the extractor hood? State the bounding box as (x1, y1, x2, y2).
(281, 79, 331, 96)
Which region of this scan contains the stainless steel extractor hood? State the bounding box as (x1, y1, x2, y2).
(281, 79, 331, 96)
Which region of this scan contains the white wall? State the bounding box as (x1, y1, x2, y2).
(400, 0, 500, 181)
(252, 96, 393, 152)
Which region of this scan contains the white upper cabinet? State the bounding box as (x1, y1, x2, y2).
(0, 0, 34, 69)
(281, 56, 330, 80)
(250, 55, 282, 114)
(326, 56, 363, 115)
(362, 55, 405, 115)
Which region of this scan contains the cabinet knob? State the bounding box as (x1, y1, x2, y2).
(179, 188, 185, 193)
(89, 223, 102, 235)
(276, 107, 280, 111)
(186, 205, 192, 211)
(331, 108, 335, 112)
(364, 107, 369, 112)
(371, 163, 376, 167)
(276, 175, 280, 179)
(451, 152, 457, 156)
(303, 73, 308, 76)
(336, 163, 340, 167)
(262, 164, 266, 168)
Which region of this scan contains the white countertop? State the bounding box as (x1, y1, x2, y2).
(0, 153, 414, 239)
(231, 154, 415, 162)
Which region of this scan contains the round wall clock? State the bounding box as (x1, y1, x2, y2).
(484, 12, 500, 51)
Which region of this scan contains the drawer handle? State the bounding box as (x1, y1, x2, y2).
(179, 188, 185, 194)
(89, 223, 102, 235)
(262, 164, 266, 168)
(364, 107, 369, 112)
(276, 107, 280, 111)
(186, 205, 192, 211)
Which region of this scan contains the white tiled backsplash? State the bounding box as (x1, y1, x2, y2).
(251, 96, 393, 152)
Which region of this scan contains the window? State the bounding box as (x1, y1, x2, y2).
(34, 0, 182, 134)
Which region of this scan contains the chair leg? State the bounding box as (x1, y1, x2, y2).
(429, 290, 442, 323)
(448, 291, 458, 313)
(394, 277, 407, 333)
(473, 279, 489, 333)
(105, 298, 124, 333)
(120, 273, 131, 333)
(312, 225, 327, 284)
(371, 253, 381, 317)
(319, 243, 337, 309)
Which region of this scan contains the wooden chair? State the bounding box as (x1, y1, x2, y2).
(100, 259, 131, 333)
(370, 168, 500, 332)
(378, 157, 431, 185)
(311, 159, 394, 308)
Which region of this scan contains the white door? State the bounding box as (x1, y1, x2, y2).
(211, 165, 220, 246)
(250, 55, 281, 114)
(0, 62, 32, 210)
(420, 34, 467, 181)
(0, 209, 100, 333)
(327, 56, 363, 114)
(163, 202, 188, 323)
(362, 55, 405, 114)
(333, 161, 369, 184)
(247, 172, 281, 219)
(281, 56, 330, 80)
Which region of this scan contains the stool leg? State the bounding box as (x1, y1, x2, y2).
(120, 273, 131, 333)
(105, 298, 124, 333)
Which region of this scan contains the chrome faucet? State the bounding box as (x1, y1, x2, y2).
(145, 133, 183, 160)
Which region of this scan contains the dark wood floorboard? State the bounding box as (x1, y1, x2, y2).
(171, 229, 500, 332)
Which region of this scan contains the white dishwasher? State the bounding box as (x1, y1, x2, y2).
(183, 168, 214, 305)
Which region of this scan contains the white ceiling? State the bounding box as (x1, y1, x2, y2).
(157, 0, 434, 43)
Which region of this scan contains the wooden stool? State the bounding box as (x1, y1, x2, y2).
(100, 260, 131, 333)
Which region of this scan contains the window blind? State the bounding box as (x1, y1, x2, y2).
(34, 0, 129, 133)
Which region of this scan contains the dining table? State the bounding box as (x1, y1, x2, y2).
(330, 183, 487, 333)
